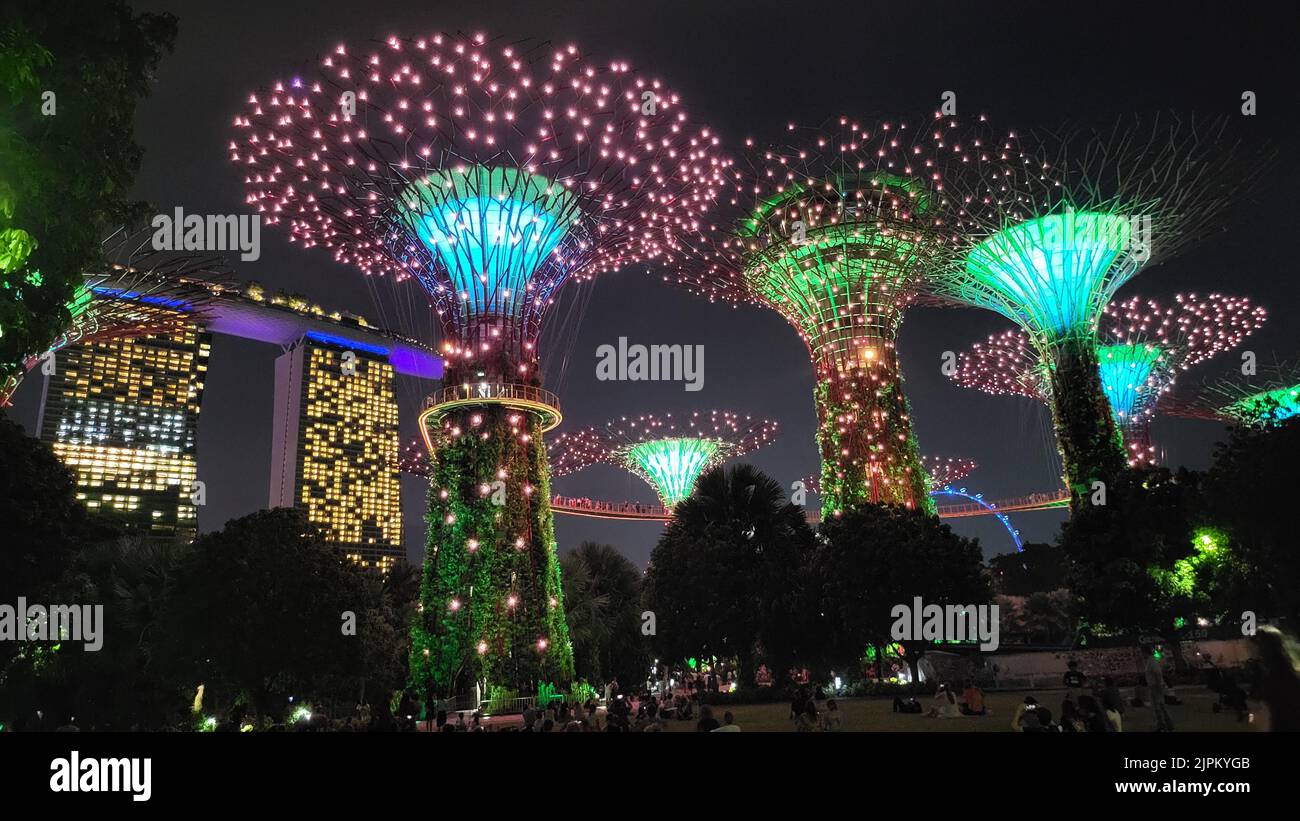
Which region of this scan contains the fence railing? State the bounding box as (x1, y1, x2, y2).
(424, 382, 560, 412)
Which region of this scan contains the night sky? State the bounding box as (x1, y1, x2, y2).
(9, 0, 1299, 568)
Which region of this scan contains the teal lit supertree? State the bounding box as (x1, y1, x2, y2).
(951, 293, 1266, 466)
(232, 31, 725, 698)
(548, 411, 778, 509)
(928, 115, 1265, 505)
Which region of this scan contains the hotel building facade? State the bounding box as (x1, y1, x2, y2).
(37, 323, 211, 543)
(269, 333, 404, 572)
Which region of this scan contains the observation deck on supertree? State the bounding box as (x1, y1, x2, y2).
(1, 228, 230, 407)
(950, 293, 1266, 466)
(926, 114, 1266, 505)
(666, 115, 1000, 519)
(230, 31, 725, 696)
(547, 411, 778, 509)
(1166, 360, 1300, 427)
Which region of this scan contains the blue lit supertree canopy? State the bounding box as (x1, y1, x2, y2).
(950, 292, 1267, 465)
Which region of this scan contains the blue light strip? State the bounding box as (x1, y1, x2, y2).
(304, 331, 390, 357)
(930, 487, 1024, 552)
(90, 286, 194, 311)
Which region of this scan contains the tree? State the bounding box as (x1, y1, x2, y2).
(1057, 467, 1197, 637)
(1202, 418, 1300, 624)
(560, 542, 648, 687)
(989, 543, 1070, 595)
(816, 504, 991, 684)
(1, 1, 176, 383)
(0, 413, 92, 605)
(643, 464, 817, 685)
(1016, 589, 1081, 645)
(156, 508, 372, 720)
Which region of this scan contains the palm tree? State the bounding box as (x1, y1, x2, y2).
(560, 545, 612, 682)
(646, 464, 817, 686)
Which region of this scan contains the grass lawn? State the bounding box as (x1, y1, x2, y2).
(658, 686, 1263, 732)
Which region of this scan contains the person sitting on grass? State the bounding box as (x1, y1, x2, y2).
(696, 704, 720, 732)
(927, 683, 960, 718)
(959, 681, 987, 716)
(712, 711, 742, 732)
(1011, 696, 1053, 731)
(795, 702, 819, 732)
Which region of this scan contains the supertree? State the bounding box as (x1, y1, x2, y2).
(548, 411, 778, 508)
(799, 454, 977, 497)
(231, 32, 724, 696)
(1166, 359, 1300, 427)
(927, 115, 1265, 504)
(1, 229, 227, 406)
(950, 293, 1266, 465)
(666, 116, 996, 519)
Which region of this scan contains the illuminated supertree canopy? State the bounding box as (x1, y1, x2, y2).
(666, 115, 1007, 519)
(951, 293, 1266, 465)
(549, 411, 778, 508)
(232, 31, 725, 696)
(928, 115, 1265, 501)
(1167, 360, 1300, 427)
(1, 229, 229, 407)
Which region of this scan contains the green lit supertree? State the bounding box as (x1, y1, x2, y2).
(667, 117, 984, 519)
(1166, 359, 1300, 428)
(548, 411, 778, 509)
(928, 115, 1265, 505)
(950, 293, 1266, 466)
(232, 32, 724, 699)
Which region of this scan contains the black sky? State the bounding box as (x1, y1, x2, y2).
(9, 0, 1299, 567)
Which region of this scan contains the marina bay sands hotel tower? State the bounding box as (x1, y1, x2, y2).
(36, 283, 441, 571)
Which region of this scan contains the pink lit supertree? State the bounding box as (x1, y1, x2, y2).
(949, 293, 1266, 465)
(547, 411, 778, 509)
(230, 31, 725, 696)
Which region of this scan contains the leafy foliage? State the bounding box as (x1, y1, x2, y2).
(560, 541, 648, 687)
(0, 1, 176, 379)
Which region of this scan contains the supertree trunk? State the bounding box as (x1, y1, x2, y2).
(1043, 336, 1127, 508)
(814, 352, 932, 519)
(410, 402, 573, 699)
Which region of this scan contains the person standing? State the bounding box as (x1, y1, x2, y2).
(1144, 646, 1175, 732)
